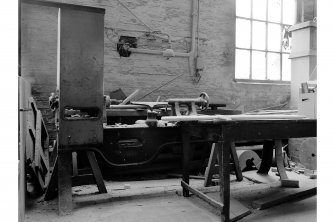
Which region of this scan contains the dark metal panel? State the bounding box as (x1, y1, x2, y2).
(58, 7, 104, 146)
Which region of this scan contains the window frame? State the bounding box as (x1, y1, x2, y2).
(234, 0, 293, 84)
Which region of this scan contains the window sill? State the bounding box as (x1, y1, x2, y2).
(234, 79, 290, 86)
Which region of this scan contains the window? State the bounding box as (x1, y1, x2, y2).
(235, 0, 296, 82)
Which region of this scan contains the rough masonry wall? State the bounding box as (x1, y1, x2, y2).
(21, 0, 290, 140)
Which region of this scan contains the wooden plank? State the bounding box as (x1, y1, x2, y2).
(252, 186, 316, 210)
(162, 114, 306, 122)
(275, 140, 289, 181)
(181, 180, 222, 209)
(243, 171, 279, 184)
(274, 140, 299, 188)
(34, 110, 50, 190)
(168, 173, 205, 180)
(44, 156, 58, 201)
(181, 181, 251, 221)
(230, 142, 243, 181)
(204, 143, 219, 187)
(184, 120, 316, 142)
(86, 151, 107, 194)
(40, 113, 50, 154)
(25, 106, 36, 162)
(222, 120, 317, 141)
(49, 140, 58, 168)
(281, 179, 300, 188)
(229, 199, 252, 222)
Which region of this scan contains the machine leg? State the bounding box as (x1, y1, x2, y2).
(257, 140, 274, 174)
(182, 131, 191, 197)
(72, 152, 78, 177)
(58, 152, 73, 215)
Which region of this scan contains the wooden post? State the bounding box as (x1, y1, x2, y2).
(44, 156, 58, 201)
(275, 140, 299, 188)
(219, 140, 231, 222)
(181, 181, 223, 209)
(229, 142, 243, 181)
(86, 151, 107, 193)
(19, 77, 31, 222)
(204, 143, 219, 187)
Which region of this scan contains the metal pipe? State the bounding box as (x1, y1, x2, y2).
(70, 140, 209, 167)
(128, 0, 198, 60)
(154, 31, 172, 44)
(129, 48, 189, 57)
(133, 1, 199, 101)
(107, 27, 172, 44)
(19, 0, 22, 76)
(188, 0, 199, 77)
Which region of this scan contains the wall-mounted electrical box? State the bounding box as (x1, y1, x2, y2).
(117, 36, 137, 57)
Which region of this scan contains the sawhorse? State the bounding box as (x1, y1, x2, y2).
(204, 143, 243, 187)
(44, 149, 107, 215)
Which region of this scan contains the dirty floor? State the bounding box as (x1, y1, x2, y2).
(25, 171, 316, 222)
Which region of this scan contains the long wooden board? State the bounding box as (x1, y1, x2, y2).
(181, 181, 251, 221)
(252, 186, 316, 210)
(161, 114, 307, 122)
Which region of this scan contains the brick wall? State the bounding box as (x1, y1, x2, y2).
(21, 0, 292, 141)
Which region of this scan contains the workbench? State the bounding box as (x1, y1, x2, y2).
(180, 119, 316, 222)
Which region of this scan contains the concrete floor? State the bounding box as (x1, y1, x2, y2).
(239, 196, 316, 222)
(25, 171, 316, 222)
(27, 195, 222, 222)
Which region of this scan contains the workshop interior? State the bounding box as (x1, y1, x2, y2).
(18, 0, 317, 221)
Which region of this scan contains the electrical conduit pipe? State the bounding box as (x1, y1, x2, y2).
(128, 0, 199, 76)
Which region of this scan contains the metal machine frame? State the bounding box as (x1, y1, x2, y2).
(23, 1, 108, 215)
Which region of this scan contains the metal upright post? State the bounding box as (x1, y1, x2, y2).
(182, 128, 191, 197)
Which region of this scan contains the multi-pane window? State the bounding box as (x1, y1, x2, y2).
(235, 0, 296, 82)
